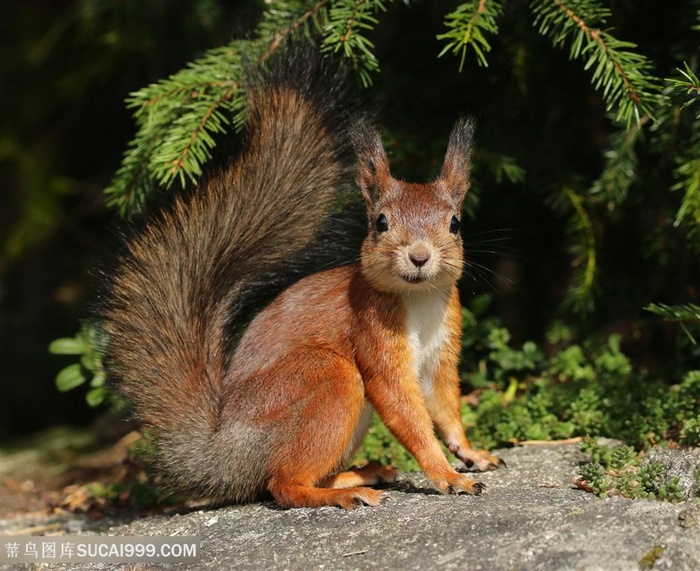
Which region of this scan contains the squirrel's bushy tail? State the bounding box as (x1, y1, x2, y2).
(104, 49, 358, 500)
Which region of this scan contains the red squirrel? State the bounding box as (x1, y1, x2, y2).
(104, 49, 502, 510)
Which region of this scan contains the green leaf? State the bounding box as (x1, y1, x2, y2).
(48, 337, 85, 355)
(55, 363, 87, 392)
(86, 387, 106, 407)
(90, 369, 106, 388)
(80, 352, 95, 372)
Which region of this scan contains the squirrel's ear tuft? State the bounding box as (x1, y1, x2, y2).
(441, 117, 475, 207)
(351, 121, 391, 206)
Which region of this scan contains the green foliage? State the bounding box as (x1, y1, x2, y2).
(576, 439, 695, 502)
(49, 323, 107, 408)
(435, 0, 698, 316)
(589, 120, 642, 207)
(462, 298, 700, 450)
(669, 62, 700, 118)
(530, 0, 661, 127)
(549, 186, 598, 313)
(438, 0, 504, 69)
(468, 349, 699, 450)
(444, 1, 698, 314)
(105, 41, 254, 216)
(76, 433, 181, 510)
(645, 303, 700, 345)
(322, 0, 390, 86)
(83, 480, 176, 510)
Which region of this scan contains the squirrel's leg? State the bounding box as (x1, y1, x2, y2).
(265, 349, 388, 509)
(365, 368, 484, 496)
(320, 463, 398, 489)
(426, 360, 503, 472)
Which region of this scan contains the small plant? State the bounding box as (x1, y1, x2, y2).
(575, 438, 698, 502)
(638, 545, 666, 571)
(458, 295, 700, 450)
(49, 323, 108, 407)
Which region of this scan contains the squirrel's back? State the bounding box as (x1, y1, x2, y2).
(104, 49, 360, 501)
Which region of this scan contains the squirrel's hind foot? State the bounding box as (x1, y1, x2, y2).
(321, 462, 398, 489)
(268, 482, 388, 510)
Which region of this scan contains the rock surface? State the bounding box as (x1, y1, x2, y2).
(1, 443, 699, 570)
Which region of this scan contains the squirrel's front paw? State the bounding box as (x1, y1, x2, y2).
(434, 472, 485, 496)
(455, 448, 504, 472)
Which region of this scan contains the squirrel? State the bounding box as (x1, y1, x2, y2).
(103, 47, 502, 510)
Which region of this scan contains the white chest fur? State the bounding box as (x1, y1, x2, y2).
(403, 291, 450, 397)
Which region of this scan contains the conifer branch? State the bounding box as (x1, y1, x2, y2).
(646, 303, 700, 323)
(531, 0, 661, 127)
(667, 63, 700, 247)
(160, 86, 239, 188)
(668, 62, 700, 118)
(322, 0, 389, 86)
(554, 0, 638, 104)
(672, 144, 700, 236)
(258, 0, 331, 60)
(565, 187, 597, 312)
(646, 303, 700, 344)
(104, 116, 172, 216)
(438, 0, 503, 69)
(105, 2, 340, 216)
(589, 117, 647, 207)
(104, 42, 252, 214)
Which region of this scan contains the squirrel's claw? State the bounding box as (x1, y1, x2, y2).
(458, 449, 504, 472)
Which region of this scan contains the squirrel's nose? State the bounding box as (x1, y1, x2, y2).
(408, 246, 431, 268)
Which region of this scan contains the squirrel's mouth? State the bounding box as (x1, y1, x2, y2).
(402, 274, 427, 284)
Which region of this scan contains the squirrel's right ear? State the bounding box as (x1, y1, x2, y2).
(441, 117, 475, 208)
(351, 122, 391, 206)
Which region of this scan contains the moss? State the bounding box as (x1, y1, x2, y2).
(638, 545, 665, 570)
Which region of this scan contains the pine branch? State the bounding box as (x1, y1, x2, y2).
(646, 302, 700, 322)
(549, 184, 598, 313)
(104, 42, 253, 214)
(256, 0, 331, 56)
(159, 89, 240, 188)
(589, 118, 646, 207)
(666, 60, 700, 247)
(668, 62, 700, 119)
(105, 2, 335, 216)
(564, 187, 597, 313)
(321, 0, 390, 87)
(531, 0, 662, 127)
(646, 303, 700, 344)
(672, 132, 700, 241)
(104, 125, 161, 216)
(438, 0, 504, 69)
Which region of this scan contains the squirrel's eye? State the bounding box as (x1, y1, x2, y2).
(449, 215, 461, 234)
(376, 213, 389, 233)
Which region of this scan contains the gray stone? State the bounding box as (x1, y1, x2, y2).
(1, 443, 698, 570)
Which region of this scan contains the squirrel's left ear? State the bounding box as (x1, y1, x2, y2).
(441, 117, 474, 207)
